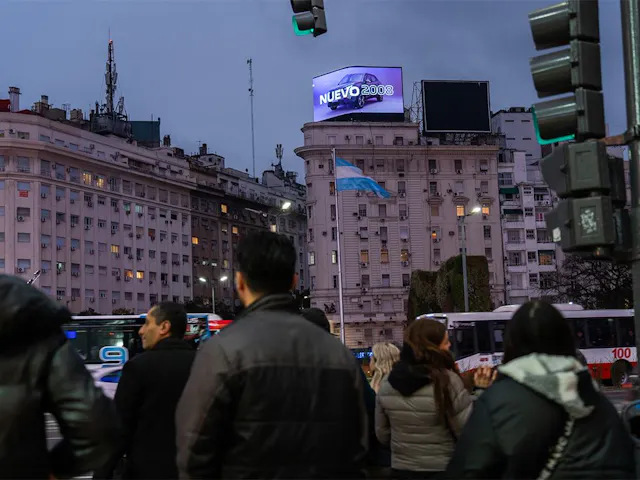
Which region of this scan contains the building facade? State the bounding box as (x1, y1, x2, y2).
(492, 107, 561, 304)
(295, 121, 505, 348)
(0, 110, 195, 314)
(188, 145, 308, 311)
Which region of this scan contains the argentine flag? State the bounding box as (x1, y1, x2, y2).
(335, 157, 391, 198)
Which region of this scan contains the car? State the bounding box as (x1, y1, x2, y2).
(328, 72, 383, 110)
(91, 365, 122, 399)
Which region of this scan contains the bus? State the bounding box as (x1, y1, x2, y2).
(417, 304, 637, 386)
(63, 313, 232, 370)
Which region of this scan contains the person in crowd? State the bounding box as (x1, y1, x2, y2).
(94, 303, 195, 479)
(176, 232, 368, 479)
(300, 307, 331, 332)
(376, 318, 493, 479)
(445, 301, 635, 479)
(370, 342, 401, 393)
(0, 275, 121, 478)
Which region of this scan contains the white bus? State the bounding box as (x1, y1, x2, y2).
(417, 304, 637, 386)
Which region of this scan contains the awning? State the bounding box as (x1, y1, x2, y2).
(503, 208, 523, 215)
(499, 187, 519, 195)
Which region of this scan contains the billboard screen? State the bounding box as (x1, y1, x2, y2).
(422, 80, 491, 133)
(313, 66, 404, 122)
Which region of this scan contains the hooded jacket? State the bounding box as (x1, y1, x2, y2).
(375, 349, 473, 472)
(0, 275, 121, 479)
(445, 354, 635, 479)
(176, 293, 368, 479)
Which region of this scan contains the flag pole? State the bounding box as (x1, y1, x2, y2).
(333, 147, 346, 345)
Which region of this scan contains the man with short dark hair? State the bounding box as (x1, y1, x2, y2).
(95, 303, 195, 479)
(176, 231, 368, 479)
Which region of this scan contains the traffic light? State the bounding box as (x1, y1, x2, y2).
(529, 1, 630, 258)
(291, 0, 327, 37)
(529, 0, 604, 144)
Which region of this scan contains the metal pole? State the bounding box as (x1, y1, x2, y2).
(333, 148, 346, 344)
(621, 0, 640, 359)
(211, 279, 216, 315)
(460, 216, 470, 312)
(248, 58, 256, 179)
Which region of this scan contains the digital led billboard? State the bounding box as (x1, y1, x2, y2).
(313, 66, 404, 122)
(422, 80, 491, 133)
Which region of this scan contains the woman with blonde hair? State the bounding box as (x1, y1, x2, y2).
(370, 342, 401, 393)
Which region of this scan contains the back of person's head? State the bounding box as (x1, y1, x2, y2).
(0, 275, 71, 351)
(371, 342, 401, 392)
(235, 231, 297, 302)
(503, 301, 576, 363)
(300, 308, 330, 332)
(148, 302, 187, 339)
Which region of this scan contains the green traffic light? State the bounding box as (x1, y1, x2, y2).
(292, 16, 314, 35)
(531, 105, 575, 145)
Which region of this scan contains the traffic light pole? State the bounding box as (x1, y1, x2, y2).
(620, 0, 640, 356)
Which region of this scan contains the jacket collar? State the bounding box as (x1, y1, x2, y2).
(150, 337, 194, 352)
(237, 293, 299, 319)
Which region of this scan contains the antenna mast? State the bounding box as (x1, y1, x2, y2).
(247, 58, 256, 178)
(105, 38, 117, 114)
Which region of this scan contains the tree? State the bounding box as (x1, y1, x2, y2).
(407, 270, 440, 324)
(77, 308, 98, 316)
(112, 308, 134, 315)
(541, 255, 632, 309)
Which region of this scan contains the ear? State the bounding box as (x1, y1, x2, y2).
(290, 272, 299, 291)
(159, 320, 172, 336)
(235, 271, 245, 294)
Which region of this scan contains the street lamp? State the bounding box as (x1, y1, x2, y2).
(458, 206, 482, 312)
(198, 275, 229, 314)
(281, 201, 292, 211)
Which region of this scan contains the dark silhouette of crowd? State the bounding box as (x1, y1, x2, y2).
(0, 231, 637, 479)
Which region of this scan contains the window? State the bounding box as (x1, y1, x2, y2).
(308, 251, 315, 265)
(529, 273, 539, 285)
(455, 181, 464, 195)
(428, 159, 438, 171)
(456, 205, 465, 217)
(98, 219, 106, 228)
(508, 252, 523, 266)
(308, 229, 314, 242)
(17, 181, 31, 191)
(380, 226, 388, 242)
(398, 181, 406, 194)
(361, 275, 370, 287)
(329, 182, 335, 195)
(17, 233, 30, 243)
(485, 248, 492, 260)
(526, 229, 536, 240)
(85, 265, 95, 275)
(430, 205, 440, 217)
(402, 274, 410, 287)
(528, 251, 537, 263)
(192, 236, 199, 245)
(498, 172, 513, 186)
(111, 245, 120, 254)
(481, 204, 490, 215)
(82, 171, 92, 185)
(95, 175, 106, 189)
(396, 159, 405, 172)
(454, 159, 463, 172)
(429, 182, 438, 195)
(481, 181, 489, 194)
(400, 249, 409, 262)
(399, 204, 408, 217)
(360, 250, 369, 263)
(356, 135, 364, 145)
(380, 249, 389, 263)
(232, 226, 239, 235)
(537, 229, 551, 243)
(381, 274, 391, 287)
(330, 204, 337, 219)
(507, 230, 522, 243)
(539, 250, 555, 265)
(358, 204, 367, 217)
(375, 135, 383, 146)
(17, 157, 30, 173)
(331, 250, 338, 264)
(136, 271, 145, 280)
(525, 208, 534, 217)
(378, 205, 386, 217)
(331, 227, 337, 241)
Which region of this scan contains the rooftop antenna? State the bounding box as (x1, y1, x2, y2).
(105, 34, 117, 114)
(247, 58, 256, 178)
(275, 143, 283, 164)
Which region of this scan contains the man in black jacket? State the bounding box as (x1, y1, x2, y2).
(176, 232, 368, 479)
(0, 275, 121, 478)
(96, 303, 195, 479)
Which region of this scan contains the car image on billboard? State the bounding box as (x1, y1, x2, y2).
(313, 66, 403, 122)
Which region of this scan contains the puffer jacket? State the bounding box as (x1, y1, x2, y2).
(375, 357, 473, 472)
(176, 293, 368, 479)
(0, 275, 121, 479)
(445, 354, 635, 479)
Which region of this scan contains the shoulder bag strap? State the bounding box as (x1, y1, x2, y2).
(537, 417, 575, 480)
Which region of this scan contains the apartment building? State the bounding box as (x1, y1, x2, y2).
(188, 145, 308, 310)
(295, 121, 505, 348)
(492, 107, 561, 304)
(0, 108, 195, 313)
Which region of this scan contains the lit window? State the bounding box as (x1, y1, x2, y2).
(308, 251, 316, 266)
(360, 250, 369, 263)
(110, 245, 119, 254)
(456, 205, 465, 217)
(232, 226, 239, 235)
(270, 225, 277, 233)
(331, 250, 338, 264)
(136, 271, 144, 280)
(381, 249, 389, 263)
(82, 172, 92, 185)
(125, 270, 134, 279)
(482, 204, 490, 215)
(95, 175, 105, 189)
(221, 204, 228, 214)
(192, 236, 199, 245)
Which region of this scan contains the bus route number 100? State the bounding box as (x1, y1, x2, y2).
(612, 347, 632, 360)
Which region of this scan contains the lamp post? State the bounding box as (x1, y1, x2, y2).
(198, 275, 228, 314)
(458, 206, 481, 312)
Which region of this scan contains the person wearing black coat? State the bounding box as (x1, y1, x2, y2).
(445, 301, 635, 479)
(94, 302, 195, 479)
(176, 232, 368, 479)
(0, 275, 121, 479)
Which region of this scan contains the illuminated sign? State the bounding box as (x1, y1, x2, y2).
(99, 346, 129, 366)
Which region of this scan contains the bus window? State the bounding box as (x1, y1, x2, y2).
(586, 317, 616, 348)
(491, 321, 507, 352)
(88, 327, 130, 363)
(567, 319, 587, 348)
(452, 326, 476, 359)
(617, 317, 635, 347)
(476, 322, 491, 353)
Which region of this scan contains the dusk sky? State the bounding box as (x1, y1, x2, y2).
(2, 0, 628, 178)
